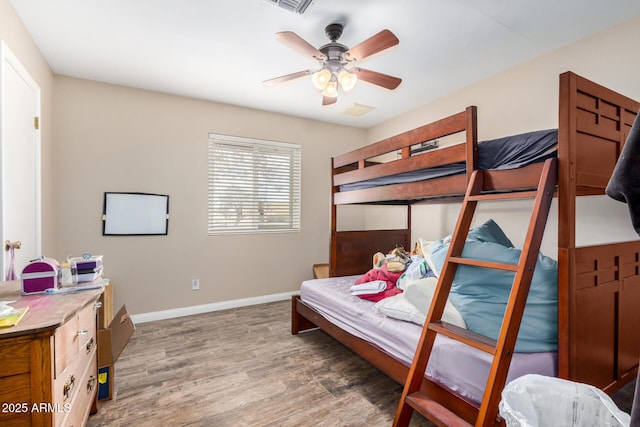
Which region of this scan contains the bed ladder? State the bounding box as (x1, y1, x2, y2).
(393, 158, 557, 427)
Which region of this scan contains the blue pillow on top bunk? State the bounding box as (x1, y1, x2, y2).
(428, 220, 558, 353)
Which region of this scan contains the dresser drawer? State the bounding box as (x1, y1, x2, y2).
(54, 301, 98, 376)
(62, 353, 97, 427)
(53, 346, 97, 426)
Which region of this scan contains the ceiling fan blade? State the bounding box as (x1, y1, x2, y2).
(263, 70, 312, 86)
(352, 68, 402, 90)
(276, 31, 327, 61)
(322, 96, 337, 106)
(344, 29, 399, 62)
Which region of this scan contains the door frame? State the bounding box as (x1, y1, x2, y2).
(0, 40, 42, 276)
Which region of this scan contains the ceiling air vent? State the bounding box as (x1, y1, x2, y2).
(340, 103, 376, 117)
(265, 0, 315, 14)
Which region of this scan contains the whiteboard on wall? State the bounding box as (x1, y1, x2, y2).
(102, 192, 169, 235)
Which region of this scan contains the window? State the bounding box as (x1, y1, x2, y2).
(208, 134, 301, 235)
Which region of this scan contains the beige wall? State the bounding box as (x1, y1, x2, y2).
(53, 77, 366, 314)
(0, 0, 56, 254)
(365, 16, 640, 256)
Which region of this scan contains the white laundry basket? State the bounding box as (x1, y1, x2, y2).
(499, 374, 630, 427)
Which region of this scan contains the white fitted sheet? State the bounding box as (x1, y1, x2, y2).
(299, 276, 557, 404)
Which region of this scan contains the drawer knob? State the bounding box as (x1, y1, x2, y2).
(63, 375, 75, 400)
(86, 337, 95, 354)
(94, 301, 103, 309)
(77, 329, 88, 336)
(87, 375, 96, 392)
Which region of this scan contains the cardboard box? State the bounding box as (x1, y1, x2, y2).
(313, 263, 329, 279)
(98, 280, 113, 330)
(98, 305, 135, 400)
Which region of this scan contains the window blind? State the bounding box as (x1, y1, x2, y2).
(208, 134, 301, 235)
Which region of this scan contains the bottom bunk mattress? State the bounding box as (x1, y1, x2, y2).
(299, 275, 557, 404)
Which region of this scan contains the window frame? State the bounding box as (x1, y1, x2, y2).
(207, 133, 301, 235)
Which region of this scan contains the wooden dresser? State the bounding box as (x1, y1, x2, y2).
(0, 281, 104, 427)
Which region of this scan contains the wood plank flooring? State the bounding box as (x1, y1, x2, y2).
(87, 300, 432, 426)
(87, 300, 635, 427)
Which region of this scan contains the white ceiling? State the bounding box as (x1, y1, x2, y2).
(10, 0, 640, 128)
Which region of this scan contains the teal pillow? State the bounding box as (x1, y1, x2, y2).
(427, 219, 514, 277)
(467, 218, 514, 247)
(429, 223, 557, 353)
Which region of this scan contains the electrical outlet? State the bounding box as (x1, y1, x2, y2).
(192, 277, 200, 290)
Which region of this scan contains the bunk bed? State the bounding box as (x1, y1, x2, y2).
(291, 71, 640, 423)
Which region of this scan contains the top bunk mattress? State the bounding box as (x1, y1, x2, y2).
(339, 129, 557, 192)
(299, 275, 557, 404)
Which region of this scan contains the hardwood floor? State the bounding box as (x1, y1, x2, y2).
(88, 300, 635, 426)
(88, 300, 433, 426)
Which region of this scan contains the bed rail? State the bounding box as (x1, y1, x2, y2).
(332, 106, 478, 205)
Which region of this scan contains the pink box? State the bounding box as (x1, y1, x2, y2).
(21, 257, 60, 294)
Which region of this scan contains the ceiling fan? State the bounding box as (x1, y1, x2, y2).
(263, 23, 402, 106)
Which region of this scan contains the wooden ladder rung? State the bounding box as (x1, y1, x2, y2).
(448, 256, 518, 272)
(468, 190, 539, 201)
(427, 321, 497, 354)
(405, 392, 473, 427)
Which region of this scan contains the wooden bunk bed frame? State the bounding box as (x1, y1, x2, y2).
(291, 71, 640, 423)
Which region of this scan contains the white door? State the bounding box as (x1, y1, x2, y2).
(0, 41, 41, 278)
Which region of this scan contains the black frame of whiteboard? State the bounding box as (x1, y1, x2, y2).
(102, 192, 169, 236)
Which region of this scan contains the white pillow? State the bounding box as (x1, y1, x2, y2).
(418, 238, 439, 276)
(374, 293, 425, 325)
(417, 237, 433, 258)
(404, 277, 467, 329)
(375, 278, 467, 329)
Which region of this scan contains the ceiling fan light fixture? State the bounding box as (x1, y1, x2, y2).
(311, 69, 331, 90)
(338, 69, 357, 92)
(266, 24, 401, 104)
(322, 79, 338, 98)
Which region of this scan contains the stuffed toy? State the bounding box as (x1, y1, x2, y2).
(372, 245, 411, 272)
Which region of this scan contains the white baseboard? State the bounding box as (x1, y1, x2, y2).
(130, 291, 298, 324)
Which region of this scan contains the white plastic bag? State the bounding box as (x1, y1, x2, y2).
(499, 374, 630, 427)
(396, 256, 428, 290)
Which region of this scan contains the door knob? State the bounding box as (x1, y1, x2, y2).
(4, 241, 21, 251)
